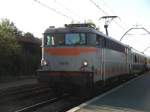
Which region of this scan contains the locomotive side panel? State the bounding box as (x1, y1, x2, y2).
(103, 48, 128, 80)
(101, 37, 130, 81)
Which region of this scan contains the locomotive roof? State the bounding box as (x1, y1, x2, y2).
(44, 24, 129, 48)
(44, 25, 102, 35)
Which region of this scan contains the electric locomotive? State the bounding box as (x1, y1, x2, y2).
(37, 23, 147, 94)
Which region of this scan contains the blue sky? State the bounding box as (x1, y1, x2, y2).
(0, 0, 150, 55)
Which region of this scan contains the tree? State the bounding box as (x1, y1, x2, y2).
(0, 19, 21, 77)
(0, 19, 22, 38)
(24, 32, 34, 38)
(0, 19, 21, 54)
(0, 18, 41, 81)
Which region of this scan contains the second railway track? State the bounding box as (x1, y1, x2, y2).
(0, 74, 139, 112)
(0, 83, 55, 112)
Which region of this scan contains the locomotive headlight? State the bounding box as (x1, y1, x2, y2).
(83, 61, 88, 67)
(41, 59, 48, 66)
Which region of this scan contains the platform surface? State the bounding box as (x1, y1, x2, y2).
(68, 72, 150, 112)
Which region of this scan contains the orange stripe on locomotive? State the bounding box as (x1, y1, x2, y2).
(44, 47, 97, 56)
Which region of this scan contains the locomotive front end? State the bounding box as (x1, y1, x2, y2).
(37, 24, 99, 92)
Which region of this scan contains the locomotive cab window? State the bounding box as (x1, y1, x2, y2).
(44, 33, 86, 46)
(45, 34, 64, 46)
(46, 35, 51, 46)
(65, 33, 86, 45)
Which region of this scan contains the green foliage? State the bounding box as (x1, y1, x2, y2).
(0, 19, 21, 77)
(0, 19, 41, 81)
(0, 19, 15, 38)
(24, 32, 34, 38)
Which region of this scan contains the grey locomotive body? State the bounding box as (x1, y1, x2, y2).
(38, 24, 148, 94)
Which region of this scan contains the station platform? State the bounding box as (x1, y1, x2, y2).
(0, 78, 37, 91)
(68, 72, 150, 112)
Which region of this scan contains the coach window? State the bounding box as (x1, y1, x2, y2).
(87, 33, 96, 46)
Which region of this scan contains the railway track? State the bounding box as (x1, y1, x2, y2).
(30, 75, 139, 112)
(0, 83, 55, 112)
(0, 83, 48, 97)
(14, 94, 69, 112)
(0, 74, 140, 112)
(0, 83, 51, 103)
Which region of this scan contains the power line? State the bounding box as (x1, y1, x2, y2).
(101, 0, 127, 30)
(113, 20, 126, 30)
(53, 0, 83, 20)
(101, 0, 117, 16)
(34, 0, 75, 21)
(89, 0, 126, 31)
(89, 0, 108, 15)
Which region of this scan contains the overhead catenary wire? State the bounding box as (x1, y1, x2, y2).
(101, 0, 117, 17)
(53, 0, 84, 20)
(101, 0, 127, 30)
(120, 27, 150, 41)
(113, 20, 126, 31)
(34, 0, 76, 22)
(89, 0, 109, 15)
(89, 0, 126, 31)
